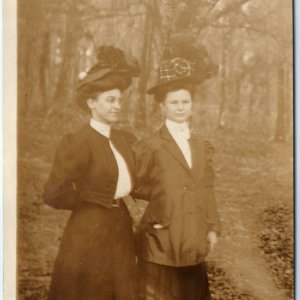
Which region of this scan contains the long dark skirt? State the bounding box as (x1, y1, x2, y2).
(48, 200, 137, 300)
(138, 260, 211, 300)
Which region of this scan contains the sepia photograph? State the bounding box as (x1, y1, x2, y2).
(15, 0, 293, 299)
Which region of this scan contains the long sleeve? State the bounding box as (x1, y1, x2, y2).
(204, 141, 221, 235)
(131, 140, 172, 227)
(43, 134, 89, 210)
(131, 141, 155, 201)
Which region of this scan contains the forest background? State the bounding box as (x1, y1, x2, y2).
(18, 0, 293, 299)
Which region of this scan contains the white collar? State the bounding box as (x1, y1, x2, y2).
(165, 119, 190, 139)
(90, 118, 111, 138)
(165, 119, 189, 132)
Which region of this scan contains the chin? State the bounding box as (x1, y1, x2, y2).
(175, 117, 188, 123)
(108, 118, 118, 123)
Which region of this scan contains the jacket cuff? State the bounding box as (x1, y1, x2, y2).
(207, 223, 221, 236)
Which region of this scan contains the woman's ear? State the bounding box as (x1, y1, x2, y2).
(160, 102, 166, 116)
(87, 98, 95, 110)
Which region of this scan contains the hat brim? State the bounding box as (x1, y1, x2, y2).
(76, 68, 130, 91)
(146, 76, 200, 95)
(76, 70, 132, 112)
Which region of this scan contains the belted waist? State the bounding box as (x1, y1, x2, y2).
(78, 190, 124, 209)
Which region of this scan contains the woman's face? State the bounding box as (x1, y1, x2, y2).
(87, 88, 122, 124)
(160, 89, 192, 123)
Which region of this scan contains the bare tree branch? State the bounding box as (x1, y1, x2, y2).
(196, 0, 252, 33)
(80, 1, 146, 22)
(210, 23, 292, 47)
(206, 0, 223, 17)
(82, 12, 146, 22)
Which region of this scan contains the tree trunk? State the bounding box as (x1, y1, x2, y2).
(134, 1, 154, 133)
(218, 29, 228, 129)
(274, 65, 286, 142)
(53, 5, 81, 106)
(39, 31, 51, 110)
(18, 0, 48, 115)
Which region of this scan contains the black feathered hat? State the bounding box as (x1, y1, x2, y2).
(76, 45, 140, 110)
(147, 32, 218, 94)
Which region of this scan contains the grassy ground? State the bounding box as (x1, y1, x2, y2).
(18, 115, 293, 300)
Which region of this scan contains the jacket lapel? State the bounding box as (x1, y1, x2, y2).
(160, 125, 191, 173)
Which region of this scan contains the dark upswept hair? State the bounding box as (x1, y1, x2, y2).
(153, 80, 197, 103)
(77, 72, 131, 112)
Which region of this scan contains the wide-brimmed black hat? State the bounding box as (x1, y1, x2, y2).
(147, 57, 200, 94)
(147, 34, 218, 95)
(77, 45, 140, 94)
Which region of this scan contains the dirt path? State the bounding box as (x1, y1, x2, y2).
(18, 129, 293, 299)
(206, 140, 293, 300)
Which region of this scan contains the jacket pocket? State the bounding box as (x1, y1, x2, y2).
(145, 224, 170, 254)
(179, 195, 209, 260)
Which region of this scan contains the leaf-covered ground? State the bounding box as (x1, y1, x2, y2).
(258, 206, 293, 299)
(18, 115, 293, 300)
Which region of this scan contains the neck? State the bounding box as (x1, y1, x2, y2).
(165, 119, 188, 126)
(91, 117, 111, 127)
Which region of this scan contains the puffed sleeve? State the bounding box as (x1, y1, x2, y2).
(204, 140, 221, 235)
(131, 140, 171, 227)
(43, 133, 89, 210)
(122, 131, 137, 145)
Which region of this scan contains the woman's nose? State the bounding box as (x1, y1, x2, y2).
(114, 100, 121, 110)
(178, 103, 184, 110)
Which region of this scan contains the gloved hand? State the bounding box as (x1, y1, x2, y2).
(207, 231, 218, 252)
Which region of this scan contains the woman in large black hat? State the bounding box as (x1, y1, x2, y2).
(133, 36, 221, 300)
(43, 45, 139, 300)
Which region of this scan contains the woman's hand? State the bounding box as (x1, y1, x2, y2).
(153, 223, 164, 229)
(207, 231, 218, 252)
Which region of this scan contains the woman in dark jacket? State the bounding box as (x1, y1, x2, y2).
(43, 46, 139, 300)
(133, 43, 221, 300)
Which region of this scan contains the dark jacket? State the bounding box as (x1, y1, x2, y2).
(43, 124, 138, 300)
(133, 125, 221, 267)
